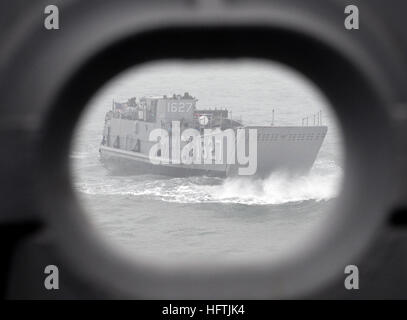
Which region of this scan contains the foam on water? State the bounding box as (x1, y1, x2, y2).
(209, 169, 341, 205)
(74, 162, 342, 206)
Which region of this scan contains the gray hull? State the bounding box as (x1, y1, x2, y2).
(100, 146, 227, 177)
(100, 125, 327, 179)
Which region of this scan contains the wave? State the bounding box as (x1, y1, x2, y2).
(69, 151, 90, 159)
(211, 170, 341, 205)
(75, 165, 342, 206)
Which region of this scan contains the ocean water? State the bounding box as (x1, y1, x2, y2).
(70, 60, 344, 267)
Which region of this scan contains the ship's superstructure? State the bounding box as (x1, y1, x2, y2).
(99, 93, 327, 178)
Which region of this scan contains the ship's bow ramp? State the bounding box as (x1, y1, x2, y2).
(241, 125, 328, 178)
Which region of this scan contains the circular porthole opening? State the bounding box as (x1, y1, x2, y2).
(38, 24, 394, 298)
(70, 59, 345, 268)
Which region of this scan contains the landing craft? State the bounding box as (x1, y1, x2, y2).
(99, 93, 327, 178)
